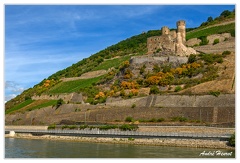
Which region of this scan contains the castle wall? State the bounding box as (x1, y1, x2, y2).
(130, 56, 188, 65)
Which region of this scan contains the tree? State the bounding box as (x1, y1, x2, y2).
(56, 98, 64, 109)
(220, 10, 231, 17)
(207, 16, 213, 22)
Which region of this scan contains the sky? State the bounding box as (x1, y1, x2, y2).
(4, 4, 235, 102)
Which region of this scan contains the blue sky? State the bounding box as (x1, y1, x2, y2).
(4, 5, 235, 101)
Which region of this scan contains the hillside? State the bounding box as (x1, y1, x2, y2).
(5, 9, 235, 119)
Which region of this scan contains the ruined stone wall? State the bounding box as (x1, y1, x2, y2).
(147, 20, 196, 56)
(161, 26, 170, 35)
(130, 56, 188, 66)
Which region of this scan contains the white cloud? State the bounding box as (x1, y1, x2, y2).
(5, 81, 25, 93)
(5, 94, 17, 102)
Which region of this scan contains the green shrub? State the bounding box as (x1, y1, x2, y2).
(128, 137, 135, 141)
(171, 116, 188, 122)
(79, 125, 88, 130)
(213, 38, 219, 45)
(161, 64, 172, 73)
(157, 118, 165, 122)
(199, 36, 209, 45)
(125, 116, 134, 122)
(140, 65, 146, 74)
(150, 85, 160, 94)
(149, 118, 157, 122)
(229, 133, 235, 147)
(209, 91, 221, 97)
(153, 64, 161, 73)
(222, 50, 231, 57)
(69, 125, 77, 129)
(188, 54, 197, 63)
(174, 86, 182, 92)
(200, 53, 224, 64)
(99, 125, 118, 130)
(131, 104, 136, 108)
(56, 98, 64, 109)
(119, 124, 138, 131)
(62, 125, 69, 129)
(48, 124, 56, 130)
(179, 117, 188, 122)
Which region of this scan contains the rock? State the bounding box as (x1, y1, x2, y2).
(186, 38, 201, 47)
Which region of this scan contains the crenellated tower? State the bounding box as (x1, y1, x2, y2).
(161, 26, 170, 35)
(177, 20, 186, 44)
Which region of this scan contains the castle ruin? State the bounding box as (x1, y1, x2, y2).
(147, 20, 196, 57)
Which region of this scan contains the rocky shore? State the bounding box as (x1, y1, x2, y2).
(5, 133, 234, 150)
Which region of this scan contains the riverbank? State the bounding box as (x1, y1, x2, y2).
(5, 133, 234, 149)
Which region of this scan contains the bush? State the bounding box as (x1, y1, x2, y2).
(99, 125, 118, 130)
(62, 125, 69, 129)
(171, 116, 188, 122)
(56, 98, 64, 109)
(153, 64, 161, 73)
(188, 54, 197, 63)
(222, 51, 231, 57)
(199, 36, 209, 45)
(125, 116, 134, 122)
(213, 38, 219, 45)
(149, 118, 157, 122)
(209, 91, 221, 97)
(150, 85, 160, 94)
(48, 124, 56, 130)
(200, 53, 223, 64)
(157, 118, 165, 122)
(140, 65, 146, 74)
(69, 125, 77, 129)
(79, 125, 88, 130)
(229, 133, 235, 147)
(174, 86, 182, 92)
(131, 104, 136, 108)
(119, 124, 138, 131)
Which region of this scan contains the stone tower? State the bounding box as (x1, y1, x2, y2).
(177, 20, 186, 44)
(161, 26, 170, 35)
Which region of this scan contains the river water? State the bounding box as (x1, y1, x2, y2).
(5, 138, 235, 158)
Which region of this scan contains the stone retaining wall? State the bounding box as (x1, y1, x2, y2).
(6, 94, 235, 125)
(32, 92, 83, 103)
(106, 94, 235, 108)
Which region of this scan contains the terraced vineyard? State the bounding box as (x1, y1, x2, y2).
(186, 23, 235, 40)
(6, 100, 57, 114)
(47, 76, 103, 94)
(93, 55, 131, 71)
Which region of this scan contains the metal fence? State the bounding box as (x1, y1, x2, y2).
(5, 128, 232, 139)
